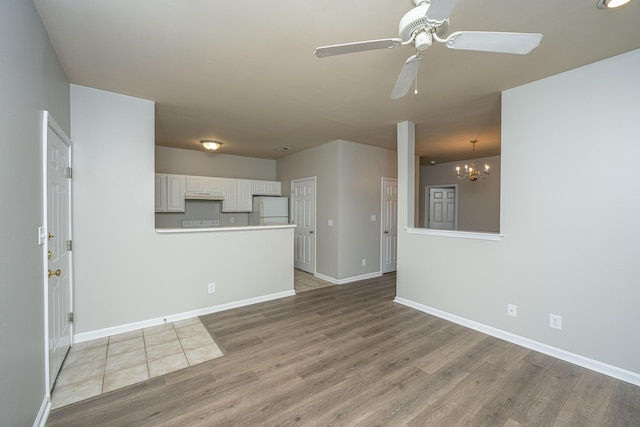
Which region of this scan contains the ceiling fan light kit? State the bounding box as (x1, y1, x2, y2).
(314, 0, 543, 99)
(597, 0, 631, 9)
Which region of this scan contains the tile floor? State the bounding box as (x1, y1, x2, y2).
(51, 317, 223, 409)
(294, 268, 335, 293)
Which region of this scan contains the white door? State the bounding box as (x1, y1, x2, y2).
(381, 178, 398, 273)
(45, 113, 73, 389)
(291, 177, 316, 274)
(428, 186, 457, 230)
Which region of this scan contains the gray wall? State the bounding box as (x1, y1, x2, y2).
(419, 155, 501, 231)
(397, 49, 640, 377)
(338, 141, 397, 279)
(277, 140, 396, 281)
(156, 146, 276, 179)
(277, 141, 340, 278)
(0, 1, 70, 425)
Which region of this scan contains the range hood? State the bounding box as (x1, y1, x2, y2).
(184, 191, 224, 201)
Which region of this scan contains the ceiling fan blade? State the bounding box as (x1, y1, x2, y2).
(444, 31, 543, 54)
(390, 54, 423, 100)
(426, 0, 461, 23)
(314, 38, 402, 58)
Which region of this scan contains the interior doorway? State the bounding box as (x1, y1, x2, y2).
(291, 177, 316, 274)
(43, 111, 74, 390)
(426, 185, 457, 230)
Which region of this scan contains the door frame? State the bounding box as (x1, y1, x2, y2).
(425, 185, 458, 230)
(380, 177, 398, 274)
(42, 111, 74, 393)
(291, 176, 317, 275)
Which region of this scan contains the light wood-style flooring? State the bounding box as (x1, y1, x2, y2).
(47, 273, 640, 426)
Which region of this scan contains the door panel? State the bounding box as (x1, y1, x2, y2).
(381, 178, 398, 273)
(428, 187, 456, 230)
(47, 122, 72, 388)
(291, 177, 316, 273)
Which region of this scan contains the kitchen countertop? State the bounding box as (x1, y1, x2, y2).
(155, 224, 295, 234)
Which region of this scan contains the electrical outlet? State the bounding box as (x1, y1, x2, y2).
(362, 258, 366, 266)
(549, 314, 562, 330)
(370, 215, 376, 221)
(328, 219, 333, 226)
(507, 304, 517, 317)
(229, 217, 235, 224)
(207, 283, 216, 294)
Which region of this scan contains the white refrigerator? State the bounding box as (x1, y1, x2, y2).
(250, 196, 289, 225)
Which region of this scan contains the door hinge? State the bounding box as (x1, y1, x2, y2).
(66, 240, 72, 251)
(68, 312, 74, 323)
(65, 167, 72, 179)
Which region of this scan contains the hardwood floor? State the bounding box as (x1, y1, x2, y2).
(47, 273, 640, 426)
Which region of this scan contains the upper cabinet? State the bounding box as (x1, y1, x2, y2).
(251, 180, 281, 196)
(185, 175, 224, 196)
(155, 174, 185, 212)
(222, 179, 253, 212)
(156, 174, 280, 213)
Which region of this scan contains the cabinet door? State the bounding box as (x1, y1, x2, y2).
(266, 181, 281, 196)
(251, 180, 281, 196)
(167, 175, 186, 212)
(155, 174, 167, 212)
(222, 179, 238, 211)
(222, 179, 252, 212)
(237, 180, 253, 212)
(204, 177, 223, 194)
(185, 176, 204, 193)
(251, 180, 267, 195)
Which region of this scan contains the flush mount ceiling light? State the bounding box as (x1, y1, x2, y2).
(200, 139, 222, 151)
(597, 0, 631, 9)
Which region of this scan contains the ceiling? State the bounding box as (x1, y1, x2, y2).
(34, 0, 640, 164)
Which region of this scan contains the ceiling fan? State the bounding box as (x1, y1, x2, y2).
(314, 0, 543, 99)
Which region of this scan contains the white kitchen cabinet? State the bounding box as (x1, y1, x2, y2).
(185, 175, 204, 193)
(204, 176, 223, 194)
(155, 174, 166, 211)
(155, 174, 185, 212)
(222, 179, 252, 212)
(251, 180, 281, 196)
(185, 175, 223, 195)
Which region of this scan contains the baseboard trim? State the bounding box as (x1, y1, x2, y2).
(394, 296, 640, 387)
(315, 271, 382, 285)
(33, 394, 50, 427)
(75, 290, 296, 343)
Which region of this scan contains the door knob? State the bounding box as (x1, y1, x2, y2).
(48, 269, 61, 278)
(384, 230, 389, 234)
(309, 230, 314, 234)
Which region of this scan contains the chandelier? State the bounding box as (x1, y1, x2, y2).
(456, 140, 490, 181)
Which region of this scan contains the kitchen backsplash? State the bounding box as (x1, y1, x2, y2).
(155, 200, 249, 228)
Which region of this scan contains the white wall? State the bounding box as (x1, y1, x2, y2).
(0, 2, 70, 425)
(71, 85, 293, 334)
(419, 155, 501, 231)
(156, 146, 276, 180)
(397, 49, 640, 381)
